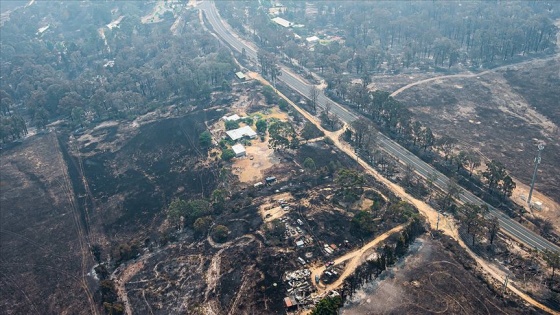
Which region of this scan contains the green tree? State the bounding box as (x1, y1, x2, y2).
(336, 168, 365, 202)
(225, 120, 240, 130)
(221, 148, 235, 161)
(352, 211, 375, 236)
(199, 131, 212, 148)
(212, 225, 229, 243)
(303, 157, 316, 171)
(71, 106, 85, 127)
(33, 107, 49, 130)
(193, 216, 213, 235)
(262, 85, 276, 104)
(278, 99, 289, 111)
(211, 188, 227, 212)
(256, 119, 267, 133)
(311, 296, 342, 315)
(185, 199, 212, 225)
(168, 198, 188, 228)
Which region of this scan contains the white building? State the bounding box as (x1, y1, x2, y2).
(306, 36, 320, 43)
(232, 144, 246, 157)
(222, 114, 241, 122)
(272, 17, 293, 28)
(226, 126, 257, 141)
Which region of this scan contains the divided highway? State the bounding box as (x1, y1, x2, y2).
(200, 1, 559, 253)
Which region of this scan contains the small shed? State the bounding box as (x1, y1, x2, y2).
(306, 36, 320, 43)
(222, 114, 241, 122)
(284, 297, 296, 309)
(235, 72, 246, 80)
(266, 176, 277, 184)
(232, 144, 246, 157)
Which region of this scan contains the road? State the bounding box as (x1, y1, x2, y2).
(310, 224, 406, 294)
(199, 1, 559, 253)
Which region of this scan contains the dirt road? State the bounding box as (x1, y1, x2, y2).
(310, 224, 406, 294)
(389, 54, 558, 98)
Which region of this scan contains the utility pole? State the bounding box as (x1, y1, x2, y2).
(527, 144, 544, 207)
(502, 274, 510, 294)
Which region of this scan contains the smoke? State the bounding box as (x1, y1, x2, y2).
(341, 238, 432, 314)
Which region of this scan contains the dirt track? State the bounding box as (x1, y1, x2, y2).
(389, 54, 559, 98)
(310, 224, 406, 294)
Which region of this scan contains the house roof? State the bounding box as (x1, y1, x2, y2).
(306, 36, 319, 42)
(272, 17, 293, 28)
(235, 71, 246, 79)
(226, 126, 257, 141)
(222, 114, 241, 121)
(232, 144, 246, 155)
(284, 297, 295, 307)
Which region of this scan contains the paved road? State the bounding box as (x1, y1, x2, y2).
(200, 1, 559, 253)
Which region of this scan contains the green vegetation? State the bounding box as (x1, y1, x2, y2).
(336, 168, 365, 202)
(256, 119, 268, 133)
(0, 2, 237, 144)
(199, 131, 212, 148)
(262, 85, 277, 105)
(352, 211, 375, 236)
(211, 188, 227, 212)
(278, 99, 289, 112)
(212, 225, 229, 243)
(303, 157, 316, 171)
(221, 148, 236, 161)
(225, 120, 240, 130)
(110, 242, 139, 265)
(193, 216, 213, 235)
(268, 120, 299, 151)
(167, 198, 212, 228)
(310, 296, 342, 315)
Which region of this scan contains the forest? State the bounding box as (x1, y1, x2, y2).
(218, 1, 558, 76)
(0, 1, 236, 144)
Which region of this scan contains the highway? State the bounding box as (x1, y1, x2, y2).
(200, 1, 559, 253)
